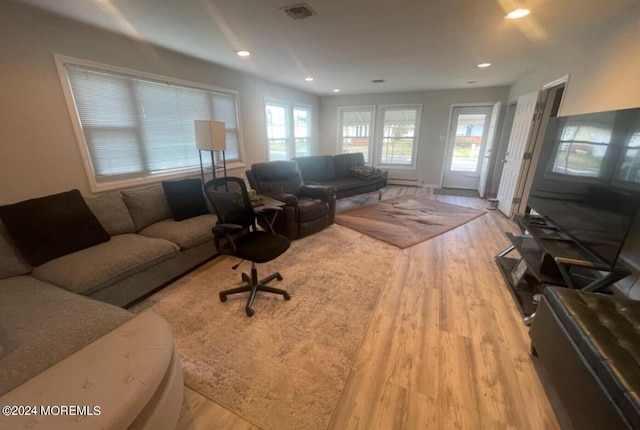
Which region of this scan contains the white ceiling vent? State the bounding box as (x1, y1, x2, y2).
(281, 4, 317, 20)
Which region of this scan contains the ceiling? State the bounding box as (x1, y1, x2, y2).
(13, 0, 639, 95)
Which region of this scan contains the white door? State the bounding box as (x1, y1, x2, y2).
(477, 101, 502, 198)
(443, 106, 494, 189)
(496, 91, 540, 216)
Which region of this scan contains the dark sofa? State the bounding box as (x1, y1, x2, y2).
(529, 287, 640, 430)
(292, 153, 387, 199)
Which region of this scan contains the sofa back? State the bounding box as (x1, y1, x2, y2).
(332, 152, 366, 179)
(249, 161, 304, 195)
(0, 221, 32, 279)
(293, 155, 335, 182)
(294, 153, 366, 181)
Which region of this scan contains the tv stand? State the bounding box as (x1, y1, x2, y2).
(494, 215, 631, 324)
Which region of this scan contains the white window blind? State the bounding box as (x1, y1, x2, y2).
(378, 106, 420, 166)
(64, 64, 241, 185)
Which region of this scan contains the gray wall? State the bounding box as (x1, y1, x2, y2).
(0, 2, 319, 204)
(319, 87, 510, 187)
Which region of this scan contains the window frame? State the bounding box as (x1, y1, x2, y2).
(264, 98, 312, 160)
(55, 54, 245, 192)
(337, 106, 376, 163)
(375, 104, 422, 169)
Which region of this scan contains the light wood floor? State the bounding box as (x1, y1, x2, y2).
(177, 186, 570, 430)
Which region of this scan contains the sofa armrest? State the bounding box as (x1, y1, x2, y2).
(262, 192, 299, 207)
(299, 185, 336, 202)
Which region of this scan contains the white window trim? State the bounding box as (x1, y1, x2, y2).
(375, 104, 423, 170)
(337, 105, 377, 163)
(264, 98, 313, 160)
(54, 54, 245, 192)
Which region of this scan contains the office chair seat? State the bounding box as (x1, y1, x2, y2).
(233, 231, 290, 263)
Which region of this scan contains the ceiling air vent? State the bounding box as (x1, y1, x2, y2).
(281, 3, 317, 20)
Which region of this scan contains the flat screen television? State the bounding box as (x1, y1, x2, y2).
(527, 107, 640, 270)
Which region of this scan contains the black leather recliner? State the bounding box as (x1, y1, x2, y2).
(246, 161, 336, 240)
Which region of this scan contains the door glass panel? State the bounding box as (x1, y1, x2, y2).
(451, 114, 487, 172)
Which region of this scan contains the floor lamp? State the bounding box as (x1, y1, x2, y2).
(194, 120, 227, 185)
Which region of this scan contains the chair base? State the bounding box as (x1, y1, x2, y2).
(219, 262, 290, 317)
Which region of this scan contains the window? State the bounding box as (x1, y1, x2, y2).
(265, 101, 312, 160)
(377, 106, 421, 167)
(339, 107, 375, 162)
(57, 56, 242, 190)
(339, 105, 421, 167)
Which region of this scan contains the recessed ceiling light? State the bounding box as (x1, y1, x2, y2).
(333, 89, 340, 93)
(478, 63, 492, 68)
(506, 8, 530, 19)
(305, 77, 314, 82)
(236, 50, 250, 57)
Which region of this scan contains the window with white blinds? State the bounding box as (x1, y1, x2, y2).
(60, 59, 242, 189)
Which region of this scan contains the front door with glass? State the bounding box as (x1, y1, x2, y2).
(443, 106, 493, 189)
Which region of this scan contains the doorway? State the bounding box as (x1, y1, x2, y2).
(495, 79, 567, 217)
(443, 105, 494, 189)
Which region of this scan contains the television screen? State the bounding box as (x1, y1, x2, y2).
(527, 107, 640, 269)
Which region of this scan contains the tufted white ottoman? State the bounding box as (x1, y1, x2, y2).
(0, 311, 183, 430)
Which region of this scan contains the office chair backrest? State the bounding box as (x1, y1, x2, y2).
(204, 177, 255, 228)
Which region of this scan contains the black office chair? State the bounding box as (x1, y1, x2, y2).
(204, 177, 291, 316)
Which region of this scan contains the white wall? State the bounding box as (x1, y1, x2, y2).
(508, 4, 640, 114)
(320, 87, 510, 186)
(0, 2, 319, 204)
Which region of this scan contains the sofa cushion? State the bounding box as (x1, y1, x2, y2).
(162, 178, 209, 221)
(85, 190, 136, 235)
(0, 222, 31, 279)
(139, 214, 217, 249)
(32, 234, 179, 295)
(0, 276, 133, 396)
(121, 184, 172, 231)
(0, 189, 110, 266)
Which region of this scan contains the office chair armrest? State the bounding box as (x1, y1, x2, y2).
(299, 185, 336, 201)
(213, 223, 244, 235)
(212, 223, 244, 254)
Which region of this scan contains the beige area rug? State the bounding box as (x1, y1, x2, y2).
(130, 225, 398, 430)
(335, 195, 486, 248)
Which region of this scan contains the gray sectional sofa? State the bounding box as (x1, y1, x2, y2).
(0, 181, 219, 430)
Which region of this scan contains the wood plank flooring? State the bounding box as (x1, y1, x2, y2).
(177, 186, 568, 430)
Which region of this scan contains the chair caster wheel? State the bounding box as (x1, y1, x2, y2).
(219, 294, 227, 302)
(284, 293, 291, 300)
(246, 308, 255, 317)
(276, 274, 283, 281)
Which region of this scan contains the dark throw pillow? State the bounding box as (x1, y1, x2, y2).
(0, 189, 110, 266)
(162, 178, 209, 221)
(350, 165, 385, 180)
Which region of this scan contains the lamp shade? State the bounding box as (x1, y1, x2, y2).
(194, 120, 226, 151)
